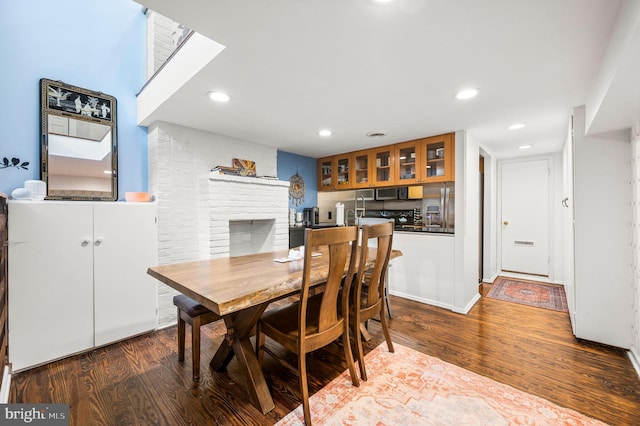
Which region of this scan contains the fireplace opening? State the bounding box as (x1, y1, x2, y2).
(229, 219, 276, 257)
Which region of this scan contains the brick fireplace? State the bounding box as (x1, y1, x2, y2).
(198, 173, 289, 258)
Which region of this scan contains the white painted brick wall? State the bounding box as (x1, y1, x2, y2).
(201, 174, 289, 259)
(146, 10, 191, 79)
(148, 121, 282, 328)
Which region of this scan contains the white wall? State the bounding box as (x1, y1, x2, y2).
(629, 119, 640, 372)
(562, 119, 576, 327)
(453, 130, 481, 313)
(480, 147, 499, 282)
(573, 106, 632, 348)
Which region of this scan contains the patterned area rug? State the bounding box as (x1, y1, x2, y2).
(276, 343, 604, 425)
(486, 276, 569, 312)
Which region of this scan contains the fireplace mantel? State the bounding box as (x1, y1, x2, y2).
(208, 172, 290, 189)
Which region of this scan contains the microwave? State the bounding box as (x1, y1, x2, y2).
(375, 188, 398, 200)
(356, 189, 375, 201)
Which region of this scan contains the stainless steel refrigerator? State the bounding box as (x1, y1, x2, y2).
(421, 182, 455, 233)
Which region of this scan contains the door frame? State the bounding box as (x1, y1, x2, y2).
(496, 154, 558, 281)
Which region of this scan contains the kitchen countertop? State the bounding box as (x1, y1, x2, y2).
(307, 222, 454, 235)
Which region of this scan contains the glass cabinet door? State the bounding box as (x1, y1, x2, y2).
(421, 133, 454, 182)
(335, 154, 352, 189)
(353, 151, 371, 188)
(395, 140, 420, 185)
(373, 147, 394, 186)
(318, 157, 333, 191)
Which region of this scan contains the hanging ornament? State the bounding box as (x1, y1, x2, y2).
(289, 169, 306, 207)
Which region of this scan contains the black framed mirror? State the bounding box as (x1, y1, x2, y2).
(40, 78, 117, 200)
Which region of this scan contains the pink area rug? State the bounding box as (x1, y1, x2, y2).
(486, 277, 569, 312)
(276, 343, 605, 425)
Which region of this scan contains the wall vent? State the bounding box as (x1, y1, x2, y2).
(514, 240, 534, 246)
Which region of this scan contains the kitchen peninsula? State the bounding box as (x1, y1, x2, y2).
(314, 130, 480, 315)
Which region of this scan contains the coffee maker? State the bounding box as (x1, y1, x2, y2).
(303, 207, 319, 227)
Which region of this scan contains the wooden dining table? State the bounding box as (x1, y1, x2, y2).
(147, 245, 402, 414)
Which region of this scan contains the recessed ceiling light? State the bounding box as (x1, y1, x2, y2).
(509, 123, 526, 130)
(318, 129, 332, 137)
(207, 91, 231, 102)
(518, 145, 532, 150)
(454, 88, 479, 100)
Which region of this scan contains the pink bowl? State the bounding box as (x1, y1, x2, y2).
(125, 192, 151, 202)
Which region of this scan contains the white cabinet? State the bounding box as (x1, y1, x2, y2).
(8, 201, 157, 371)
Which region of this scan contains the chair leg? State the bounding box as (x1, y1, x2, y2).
(355, 329, 367, 381)
(353, 314, 367, 381)
(384, 287, 393, 318)
(384, 270, 393, 318)
(192, 316, 202, 380)
(342, 324, 360, 388)
(177, 309, 186, 363)
(299, 353, 312, 425)
(379, 305, 395, 353)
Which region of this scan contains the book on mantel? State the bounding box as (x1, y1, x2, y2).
(210, 165, 239, 175)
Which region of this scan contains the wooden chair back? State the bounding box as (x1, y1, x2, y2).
(351, 221, 395, 381)
(357, 222, 394, 313)
(300, 226, 358, 350)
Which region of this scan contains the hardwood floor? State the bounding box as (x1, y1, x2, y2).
(10, 283, 640, 425)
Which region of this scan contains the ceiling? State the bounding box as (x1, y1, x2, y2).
(135, 0, 622, 159)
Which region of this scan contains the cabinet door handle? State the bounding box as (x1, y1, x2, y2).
(81, 239, 91, 247)
(94, 238, 103, 246)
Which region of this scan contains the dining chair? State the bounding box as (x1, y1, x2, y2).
(351, 222, 395, 381)
(255, 226, 360, 425)
(173, 294, 222, 380)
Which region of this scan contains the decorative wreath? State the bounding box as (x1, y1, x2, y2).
(289, 171, 306, 206)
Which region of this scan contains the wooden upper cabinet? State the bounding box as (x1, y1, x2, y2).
(318, 157, 333, 191)
(395, 139, 421, 185)
(352, 150, 372, 188)
(317, 132, 453, 191)
(334, 154, 352, 189)
(318, 154, 353, 191)
(421, 133, 454, 183)
(352, 147, 395, 188)
(371, 146, 395, 187)
(395, 133, 455, 184)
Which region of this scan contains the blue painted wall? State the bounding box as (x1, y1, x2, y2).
(0, 0, 147, 199)
(277, 151, 318, 212)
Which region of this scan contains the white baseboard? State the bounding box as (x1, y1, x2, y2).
(451, 293, 482, 315)
(629, 347, 640, 380)
(482, 273, 499, 284)
(389, 291, 481, 315)
(0, 366, 11, 403)
(156, 320, 178, 331)
(389, 291, 454, 312)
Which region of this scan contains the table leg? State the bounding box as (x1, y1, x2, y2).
(209, 303, 275, 414)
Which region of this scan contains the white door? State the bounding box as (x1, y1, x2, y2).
(500, 159, 549, 276)
(93, 203, 158, 346)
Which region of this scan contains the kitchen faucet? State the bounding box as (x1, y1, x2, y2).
(346, 209, 355, 226)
